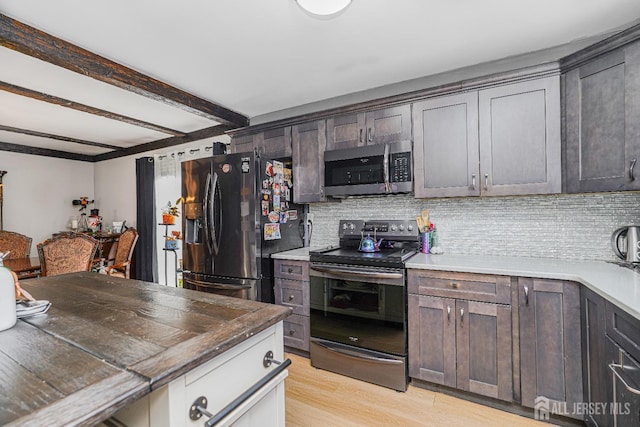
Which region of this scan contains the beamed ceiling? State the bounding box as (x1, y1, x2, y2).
(0, 14, 248, 162)
(1, 1, 640, 162)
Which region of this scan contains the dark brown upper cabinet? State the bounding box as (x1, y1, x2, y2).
(326, 105, 411, 150)
(413, 76, 561, 198)
(230, 126, 292, 159)
(564, 39, 640, 193)
(292, 120, 327, 203)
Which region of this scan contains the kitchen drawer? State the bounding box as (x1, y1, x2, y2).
(182, 324, 283, 425)
(274, 277, 309, 316)
(283, 313, 309, 352)
(274, 259, 309, 281)
(606, 300, 640, 363)
(407, 269, 511, 304)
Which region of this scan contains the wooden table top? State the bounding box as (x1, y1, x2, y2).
(3, 256, 40, 273)
(1, 272, 291, 426)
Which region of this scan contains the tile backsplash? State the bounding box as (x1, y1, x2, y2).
(308, 192, 640, 261)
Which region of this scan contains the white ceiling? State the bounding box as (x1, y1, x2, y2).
(1, 0, 640, 157)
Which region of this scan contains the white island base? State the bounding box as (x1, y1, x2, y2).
(105, 323, 287, 427)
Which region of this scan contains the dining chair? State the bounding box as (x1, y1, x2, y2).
(0, 230, 32, 259)
(37, 233, 99, 277)
(104, 227, 139, 279)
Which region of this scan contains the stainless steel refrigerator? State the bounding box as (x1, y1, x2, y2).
(181, 152, 305, 302)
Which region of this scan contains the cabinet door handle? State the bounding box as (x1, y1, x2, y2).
(524, 285, 529, 306)
(359, 128, 363, 143)
(609, 363, 640, 395)
(484, 174, 489, 191)
(367, 128, 372, 142)
(447, 305, 451, 323)
(460, 308, 464, 325)
(471, 174, 476, 190)
(629, 159, 637, 181)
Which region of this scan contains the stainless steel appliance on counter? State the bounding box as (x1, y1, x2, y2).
(181, 152, 305, 302)
(309, 219, 420, 392)
(612, 225, 640, 263)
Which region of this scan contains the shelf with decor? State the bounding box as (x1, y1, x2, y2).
(159, 222, 180, 286)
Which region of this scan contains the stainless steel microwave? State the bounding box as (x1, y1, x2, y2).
(324, 140, 413, 197)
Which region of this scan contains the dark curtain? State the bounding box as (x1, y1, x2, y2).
(135, 157, 157, 282)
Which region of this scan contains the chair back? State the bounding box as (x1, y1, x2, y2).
(37, 234, 99, 277)
(110, 228, 139, 278)
(0, 231, 32, 259)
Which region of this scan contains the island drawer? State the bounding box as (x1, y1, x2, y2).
(407, 269, 511, 304)
(274, 259, 309, 281)
(274, 277, 309, 316)
(283, 313, 310, 352)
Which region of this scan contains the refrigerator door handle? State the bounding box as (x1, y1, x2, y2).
(210, 171, 221, 255)
(203, 172, 213, 254)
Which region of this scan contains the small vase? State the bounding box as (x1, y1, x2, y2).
(162, 214, 175, 225)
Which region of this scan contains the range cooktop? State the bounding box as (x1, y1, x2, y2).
(310, 219, 420, 268)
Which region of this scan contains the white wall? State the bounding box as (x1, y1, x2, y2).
(0, 151, 94, 256)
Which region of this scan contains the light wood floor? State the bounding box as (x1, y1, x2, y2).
(284, 353, 550, 427)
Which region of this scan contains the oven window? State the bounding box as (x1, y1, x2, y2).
(310, 275, 406, 355)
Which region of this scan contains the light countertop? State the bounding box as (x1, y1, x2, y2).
(271, 248, 640, 321)
(406, 253, 640, 320)
(271, 247, 310, 261)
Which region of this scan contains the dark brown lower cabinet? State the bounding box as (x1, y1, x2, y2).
(408, 294, 513, 402)
(519, 278, 583, 420)
(582, 286, 614, 427)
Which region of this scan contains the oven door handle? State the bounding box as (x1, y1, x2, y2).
(314, 340, 404, 365)
(610, 363, 640, 395)
(310, 265, 403, 280)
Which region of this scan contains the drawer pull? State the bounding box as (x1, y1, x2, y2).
(287, 267, 293, 273)
(449, 282, 458, 289)
(289, 329, 296, 336)
(288, 295, 295, 301)
(189, 357, 292, 427)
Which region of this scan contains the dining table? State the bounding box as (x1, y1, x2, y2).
(3, 256, 41, 279)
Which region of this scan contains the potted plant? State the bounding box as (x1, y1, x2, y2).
(161, 199, 181, 225)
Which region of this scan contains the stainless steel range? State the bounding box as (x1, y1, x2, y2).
(309, 219, 419, 392)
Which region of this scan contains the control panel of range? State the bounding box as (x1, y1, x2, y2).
(338, 219, 418, 240)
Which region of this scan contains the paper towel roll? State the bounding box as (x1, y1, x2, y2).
(0, 267, 16, 331)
